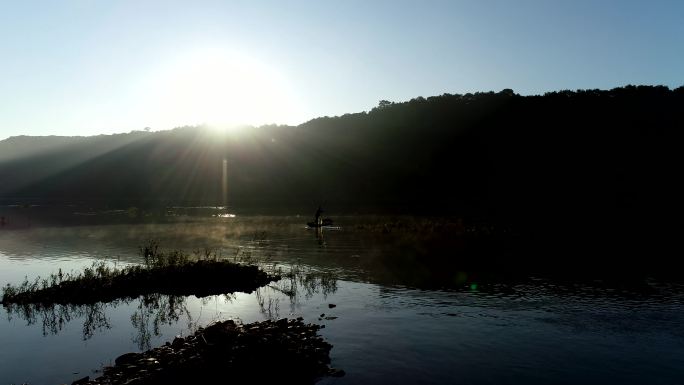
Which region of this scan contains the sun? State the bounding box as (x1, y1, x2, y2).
(141, 48, 306, 130)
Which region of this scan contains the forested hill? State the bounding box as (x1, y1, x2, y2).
(1, 85, 683, 231)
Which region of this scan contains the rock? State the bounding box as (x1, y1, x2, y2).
(223, 319, 236, 328)
(115, 352, 141, 366)
(71, 376, 90, 385)
(142, 357, 159, 365)
(123, 377, 145, 385)
(328, 304, 336, 308)
(171, 336, 184, 348)
(102, 366, 115, 374)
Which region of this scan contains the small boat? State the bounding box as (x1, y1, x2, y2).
(307, 218, 334, 228)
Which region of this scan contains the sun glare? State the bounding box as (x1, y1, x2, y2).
(141, 48, 306, 131)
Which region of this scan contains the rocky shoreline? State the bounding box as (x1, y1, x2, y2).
(67, 318, 343, 385)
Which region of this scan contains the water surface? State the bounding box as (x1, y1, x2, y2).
(1, 213, 683, 384)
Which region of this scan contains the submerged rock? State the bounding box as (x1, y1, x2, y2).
(75, 318, 341, 385)
(114, 353, 141, 366)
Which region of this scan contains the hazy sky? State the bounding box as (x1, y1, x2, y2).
(1, 0, 682, 139)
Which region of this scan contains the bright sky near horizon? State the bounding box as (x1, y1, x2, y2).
(1, 0, 682, 139)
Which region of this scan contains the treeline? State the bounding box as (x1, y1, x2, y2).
(1, 85, 683, 259)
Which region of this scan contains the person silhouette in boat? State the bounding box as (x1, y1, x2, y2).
(314, 206, 324, 226)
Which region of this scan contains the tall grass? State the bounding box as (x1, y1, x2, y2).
(1, 241, 276, 305)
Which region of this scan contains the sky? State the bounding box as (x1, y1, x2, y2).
(0, 0, 682, 139)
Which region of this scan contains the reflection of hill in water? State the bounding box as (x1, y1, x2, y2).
(3, 212, 682, 292)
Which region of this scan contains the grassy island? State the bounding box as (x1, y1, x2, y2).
(1, 243, 278, 305)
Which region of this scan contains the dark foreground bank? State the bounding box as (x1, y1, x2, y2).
(68, 318, 342, 385)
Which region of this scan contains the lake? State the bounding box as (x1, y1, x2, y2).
(1, 210, 683, 384)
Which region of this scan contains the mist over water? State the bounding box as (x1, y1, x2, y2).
(1, 211, 684, 385)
